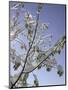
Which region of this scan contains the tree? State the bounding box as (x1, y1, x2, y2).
(9, 2, 66, 88)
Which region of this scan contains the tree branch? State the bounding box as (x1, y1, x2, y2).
(22, 35, 66, 73)
(10, 11, 40, 88)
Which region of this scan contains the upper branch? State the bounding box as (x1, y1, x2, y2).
(22, 35, 66, 73)
(10, 4, 42, 88)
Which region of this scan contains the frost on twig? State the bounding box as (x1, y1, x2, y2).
(22, 36, 65, 73)
(9, 2, 66, 88)
(10, 73, 29, 87)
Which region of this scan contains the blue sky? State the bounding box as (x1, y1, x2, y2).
(10, 2, 66, 86)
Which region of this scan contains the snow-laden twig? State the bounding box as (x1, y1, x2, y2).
(21, 36, 65, 73)
(10, 4, 41, 88)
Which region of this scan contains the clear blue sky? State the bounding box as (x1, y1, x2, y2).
(10, 2, 66, 87)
